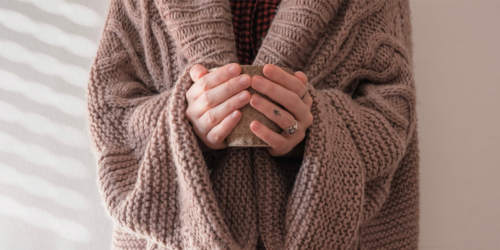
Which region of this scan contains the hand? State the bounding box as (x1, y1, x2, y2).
(249, 64, 313, 157)
(186, 63, 251, 151)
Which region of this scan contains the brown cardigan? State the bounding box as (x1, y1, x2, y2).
(86, 0, 420, 249)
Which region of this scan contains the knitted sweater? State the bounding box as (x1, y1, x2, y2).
(86, 0, 420, 249)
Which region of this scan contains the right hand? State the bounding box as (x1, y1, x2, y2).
(186, 63, 251, 150)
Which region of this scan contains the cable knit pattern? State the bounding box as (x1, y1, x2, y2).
(86, 0, 420, 249)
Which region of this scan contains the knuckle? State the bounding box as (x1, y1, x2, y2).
(223, 81, 232, 93)
(226, 98, 235, 111)
(284, 116, 295, 129)
(198, 77, 208, 92)
(201, 91, 212, 107)
(288, 96, 300, 110)
(205, 109, 216, 126)
(210, 132, 220, 144)
(215, 69, 224, 82)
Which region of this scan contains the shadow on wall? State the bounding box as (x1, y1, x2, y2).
(0, 0, 113, 249)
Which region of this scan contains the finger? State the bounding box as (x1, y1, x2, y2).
(187, 63, 242, 101)
(272, 129, 307, 156)
(262, 64, 308, 99)
(197, 89, 250, 135)
(250, 121, 290, 155)
(251, 76, 309, 123)
(191, 74, 251, 118)
(205, 110, 242, 149)
(294, 71, 308, 85)
(249, 94, 297, 135)
(187, 65, 210, 104)
(293, 71, 313, 108)
(190, 64, 208, 82)
(293, 71, 312, 108)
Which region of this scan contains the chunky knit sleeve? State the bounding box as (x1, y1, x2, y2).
(306, 3, 419, 249)
(309, 78, 419, 249)
(266, 1, 420, 248)
(309, 60, 419, 242)
(286, 63, 419, 248)
(87, 0, 243, 248)
(313, 63, 417, 183)
(86, 1, 185, 246)
(87, 39, 173, 157)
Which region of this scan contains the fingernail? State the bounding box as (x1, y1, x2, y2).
(239, 75, 249, 86)
(232, 110, 238, 118)
(239, 91, 249, 101)
(229, 64, 239, 75)
(264, 64, 274, 76)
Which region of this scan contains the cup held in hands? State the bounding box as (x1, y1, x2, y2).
(209, 65, 294, 147)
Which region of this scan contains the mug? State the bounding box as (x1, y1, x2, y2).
(209, 65, 294, 147)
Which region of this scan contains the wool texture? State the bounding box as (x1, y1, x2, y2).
(86, 0, 420, 249)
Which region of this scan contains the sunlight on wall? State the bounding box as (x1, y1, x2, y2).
(16, 0, 102, 28)
(0, 100, 88, 148)
(0, 163, 89, 211)
(0, 9, 97, 58)
(0, 131, 88, 179)
(0, 40, 89, 87)
(0, 194, 91, 242)
(0, 70, 86, 118)
(0, 0, 112, 249)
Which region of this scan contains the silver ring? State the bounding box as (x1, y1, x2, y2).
(284, 120, 298, 134)
(301, 89, 309, 99)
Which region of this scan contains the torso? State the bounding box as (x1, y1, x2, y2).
(227, 2, 281, 248)
(228, 0, 282, 65)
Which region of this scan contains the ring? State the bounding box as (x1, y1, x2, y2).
(284, 119, 298, 134)
(301, 88, 309, 99)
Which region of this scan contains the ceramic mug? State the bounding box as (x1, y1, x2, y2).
(208, 65, 294, 147)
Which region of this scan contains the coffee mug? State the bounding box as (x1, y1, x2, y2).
(209, 65, 294, 147)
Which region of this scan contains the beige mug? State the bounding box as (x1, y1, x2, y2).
(209, 65, 294, 147)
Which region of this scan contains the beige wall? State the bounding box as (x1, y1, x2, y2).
(412, 0, 500, 249)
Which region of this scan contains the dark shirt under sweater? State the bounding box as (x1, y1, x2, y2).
(229, 0, 282, 65)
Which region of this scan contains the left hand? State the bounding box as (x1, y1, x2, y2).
(249, 64, 313, 157)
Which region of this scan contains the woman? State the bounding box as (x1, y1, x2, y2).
(87, 0, 420, 249)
